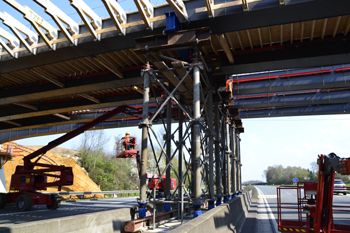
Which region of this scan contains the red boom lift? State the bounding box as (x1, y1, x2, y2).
(277, 153, 350, 233)
(115, 138, 176, 193)
(0, 105, 131, 211)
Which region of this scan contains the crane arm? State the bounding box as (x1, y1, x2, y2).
(24, 105, 127, 162)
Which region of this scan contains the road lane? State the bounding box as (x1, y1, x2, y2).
(256, 185, 350, 230)
(0, 197, 138, 227)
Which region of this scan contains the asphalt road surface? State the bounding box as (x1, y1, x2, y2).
(0, 197, 138, 228)
(255, 185, 350, 231)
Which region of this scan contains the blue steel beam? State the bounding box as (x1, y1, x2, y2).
(231, 89, 350, 109)
(0, 104, 169, 143)
(0, 118, 141, 144)
(223, 64, 350, 96)
(239, 103, 350, 119)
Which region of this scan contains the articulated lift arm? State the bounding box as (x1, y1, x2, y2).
(11, 105, 128, 191)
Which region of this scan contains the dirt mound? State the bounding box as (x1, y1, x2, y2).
(1, 142, 102, 198)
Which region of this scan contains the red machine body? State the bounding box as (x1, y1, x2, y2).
(1, 105, 132, 211)
(147, 174, 176, 191)
(116, 141, 176, 192)
(277, 153, 350, 233)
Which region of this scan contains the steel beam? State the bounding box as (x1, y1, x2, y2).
(222, 65, 350, 96)
(231, 90, 350, 109)
(166, 99, 172, 199)
(208, 90, 214, 200)
(178, 100, 184, 223)
(140, 65, 150, 203)
(192, 52, 202, 213)
(0, 94, 159, 123)
(214, 102, 222, 200)
(239, 103, 350, 118)
(221, 113, 227, 196)
(230, 123, 236, 194)
(237, 132, 242, 192)
(225, 114, 231, 196)
(1, 0, 350, 74)
(220, 40, 350, 76)
(0, 76, 148, 106)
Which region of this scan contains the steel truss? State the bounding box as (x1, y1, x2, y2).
(136, 42, 243, 228)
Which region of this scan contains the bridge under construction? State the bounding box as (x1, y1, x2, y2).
(0, 0, 350, 232)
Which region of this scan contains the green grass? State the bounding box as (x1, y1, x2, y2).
(243, 185, 259, 199)
(346, 184, 350, 187)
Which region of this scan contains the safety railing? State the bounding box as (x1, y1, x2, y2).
(44, 190, 139, 200)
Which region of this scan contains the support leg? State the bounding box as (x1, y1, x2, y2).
(215, 102, 222, 206)
(139, 62, 151, 217)
(224, 114, 231, 202)
(192, 52, 202, 217)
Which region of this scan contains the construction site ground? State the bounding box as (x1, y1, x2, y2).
(2, 142, 102, 198)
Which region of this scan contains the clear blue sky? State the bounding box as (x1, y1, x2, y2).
(3, 1, 350, 183)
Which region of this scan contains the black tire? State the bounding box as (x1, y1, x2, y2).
(344, 192, 347, 196)
(47, 194, 61, 210)
(16, 194, 32, 212)
(0, 193, 7, 209)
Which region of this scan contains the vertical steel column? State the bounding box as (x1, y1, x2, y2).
(231, 123, 237, 196)
(165, 99, 172, 200)
(192, 47, 202, 217)
(214, 102, 222, 205)
(235, 131, 240, 193)
(208, 91, 214, 202)
(225, 114, 231, 202)
(221, 113, 227, 197)
(178, 101, 184, 223)
(139, 60, 150, 217)
(237, 133, 242, 193)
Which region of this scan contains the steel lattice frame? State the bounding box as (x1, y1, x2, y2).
(136, 43, 243, 225)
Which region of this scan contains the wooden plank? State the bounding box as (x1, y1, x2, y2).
(216, 34, 234, 63)
(196, 0, 263, 13)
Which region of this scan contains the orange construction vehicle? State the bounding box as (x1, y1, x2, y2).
(277, 153, 350, 233)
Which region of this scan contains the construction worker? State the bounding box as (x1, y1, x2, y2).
(122, 132, 135, 150)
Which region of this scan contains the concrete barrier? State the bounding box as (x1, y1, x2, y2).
(169, 192, 252, 233)
(0, 207, 135, 233)
(0, 158, 6, 192)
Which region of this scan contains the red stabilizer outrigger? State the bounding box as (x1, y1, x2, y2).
(277, 153, 350, 233)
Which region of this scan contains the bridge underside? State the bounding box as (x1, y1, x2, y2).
(0, 0, 350, 223)
(0, 0, 349, 141)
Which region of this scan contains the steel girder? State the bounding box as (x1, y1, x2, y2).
(0, 0, 349, 74)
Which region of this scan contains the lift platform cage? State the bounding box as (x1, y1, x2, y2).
(277, 182, 350, 233)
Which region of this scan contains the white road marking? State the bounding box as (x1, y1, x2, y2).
(287, 193, 292, 195)
(256, 187, 279, 233)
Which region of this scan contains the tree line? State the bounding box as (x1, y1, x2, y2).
(76, 129, 183, 191)
(264, 163, 350, 185)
